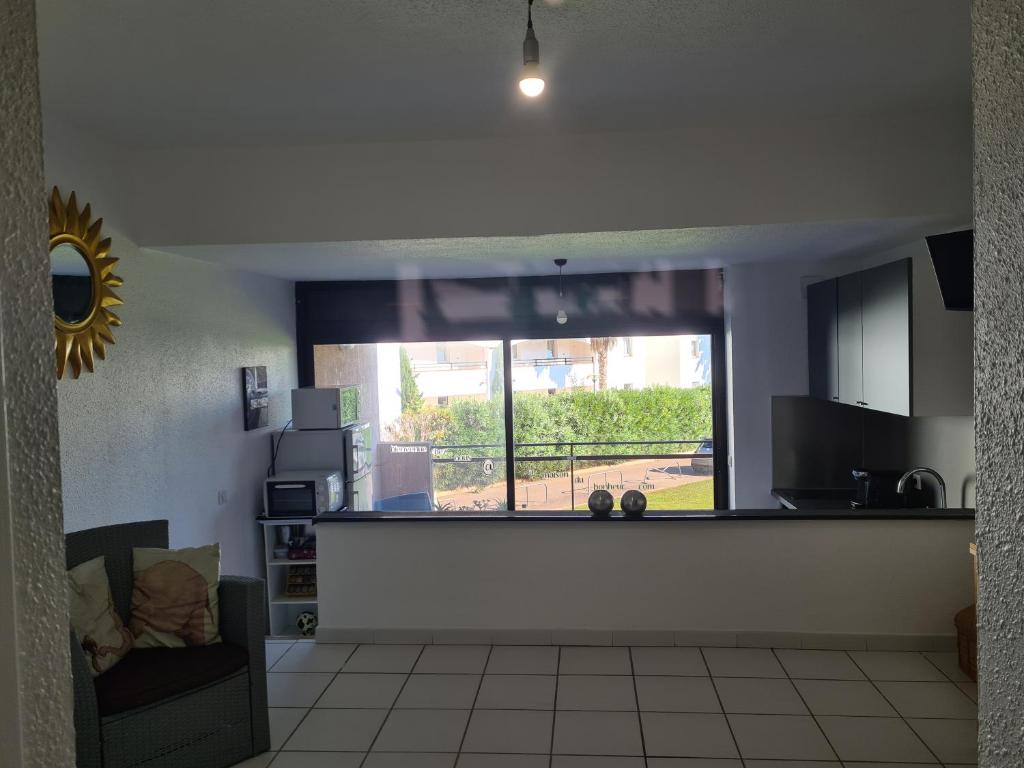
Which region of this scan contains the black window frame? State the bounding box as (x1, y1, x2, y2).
(295, 269, 729, 510)
(499, 331, 728, 511)
(304, 332, 729, 511)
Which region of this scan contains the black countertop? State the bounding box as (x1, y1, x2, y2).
(772, 487, 860, 510)
(771, 487, 975, 518)
(314, 504, 975, 523)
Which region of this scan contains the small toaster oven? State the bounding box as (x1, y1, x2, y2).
(264, 470, 343, 518)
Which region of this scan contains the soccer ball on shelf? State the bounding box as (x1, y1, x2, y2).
(296, 611, 318, 637)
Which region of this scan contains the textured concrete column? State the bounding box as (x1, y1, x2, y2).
(974, 0, 1024, 764)
(0, 0, 75, 764)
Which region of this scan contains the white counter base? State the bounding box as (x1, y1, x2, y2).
(315, 518, 974, 644)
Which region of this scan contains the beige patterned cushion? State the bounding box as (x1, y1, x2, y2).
(130, 544, 221, 647)
(67, 556, 134, 676)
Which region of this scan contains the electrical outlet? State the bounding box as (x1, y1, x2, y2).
(217, 490, 228, 506)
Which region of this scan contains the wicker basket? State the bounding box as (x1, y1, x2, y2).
(954, 542, 979, 681)
(954, 604, 977, 681)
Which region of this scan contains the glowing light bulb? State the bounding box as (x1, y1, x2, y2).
(519, 62, 546, 97)
(519, 2, 545, 98)
(556, 309, 568, 325)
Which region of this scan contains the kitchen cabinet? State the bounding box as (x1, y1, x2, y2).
(807, 279, 839, 402)
(837, 273, 865, 407)
(861, 259, 911, 415)
(807, 258, 911, 416)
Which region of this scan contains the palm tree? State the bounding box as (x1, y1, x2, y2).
(590, 337, 614, 390)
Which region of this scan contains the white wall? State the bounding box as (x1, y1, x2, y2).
(42, 119, 137, 242)
(317, 519, 975, 637)
(909, 417, 976, 509)
(45, 121, 299, 578)
(55, 235, 297, 578)
(725, 260, 812, 508)
(974, 1, 1024, 756)
(911, 242, 974, 417)
(108, 110, 972, 248)
(1, 0, 76, 761)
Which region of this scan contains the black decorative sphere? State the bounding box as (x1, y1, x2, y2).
(621, 490, 648, 516)
(588, 489, 615, 515)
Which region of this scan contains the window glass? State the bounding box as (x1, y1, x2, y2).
(510, 335, 714, 511)
(312, 334, 715, 512)
(313, 341, 506, 512)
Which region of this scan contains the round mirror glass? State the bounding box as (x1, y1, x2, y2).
(50, 243, 93, 324)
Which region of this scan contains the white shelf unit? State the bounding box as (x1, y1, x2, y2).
(259, 517, 317, 638)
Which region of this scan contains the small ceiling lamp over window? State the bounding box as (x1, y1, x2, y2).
(519, 0, 545, 97)
(554, 258, 568, 324)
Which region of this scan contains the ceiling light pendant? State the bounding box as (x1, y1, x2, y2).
(519, 0, 546, 97)
(554, 258, 568, 324)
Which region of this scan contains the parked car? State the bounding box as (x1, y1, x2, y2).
(691, 439, 714, 474)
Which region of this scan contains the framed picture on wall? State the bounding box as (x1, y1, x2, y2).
(242, 366, 269, 430)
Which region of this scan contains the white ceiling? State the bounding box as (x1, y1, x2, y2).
(36, 0, 970, 149)
(38, 1, 970, 280)
(166, 218, 949, 281)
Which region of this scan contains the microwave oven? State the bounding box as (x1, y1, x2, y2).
(264, 470, 344, 518)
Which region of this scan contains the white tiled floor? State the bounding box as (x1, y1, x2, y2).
(242, 639, 978, 767)
(476, 675, 556, 710)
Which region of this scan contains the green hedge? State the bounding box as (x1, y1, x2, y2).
(402, 386, 712, 491)
(511, 386, 712, 483)
(513, 386, 711, 453)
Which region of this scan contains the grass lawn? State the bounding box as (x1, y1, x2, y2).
(571, 476, 715, 511)
(643, 478, 715, 510)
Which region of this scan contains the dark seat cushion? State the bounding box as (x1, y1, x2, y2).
(95, 643, 249, 717)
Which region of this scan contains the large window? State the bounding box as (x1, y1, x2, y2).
(313, 333, 717, 512)
(510, 335, 714, 511)
(314, 340, 506, 511)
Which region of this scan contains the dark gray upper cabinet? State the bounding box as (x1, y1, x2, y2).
(807, 279, 839, 401)
(861, 260, 911, 416)
(836, 273, 865, 407)
(808, 258, 911, 417)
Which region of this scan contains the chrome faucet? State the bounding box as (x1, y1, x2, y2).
(897, 467, 947, 509)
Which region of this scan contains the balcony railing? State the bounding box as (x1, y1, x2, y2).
(511, 356, 593, 368)
(428, 439, 712, 510)
(411, 360, 488, 372)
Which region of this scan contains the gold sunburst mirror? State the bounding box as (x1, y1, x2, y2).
(49, 187, 123, 379)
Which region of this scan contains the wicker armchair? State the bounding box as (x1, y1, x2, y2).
(67, 520, 270, 768)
